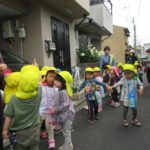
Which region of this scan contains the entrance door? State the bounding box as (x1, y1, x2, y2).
(51, 17, 71, 71)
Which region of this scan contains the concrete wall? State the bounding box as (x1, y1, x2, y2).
(40, 3, 78, 67)
(75, 0, 90, 13)
(102, 25, 129, 63)
(0, 2, 44, 65)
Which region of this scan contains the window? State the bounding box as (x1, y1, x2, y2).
(90, 0, 103, 5)
(79, 32, 88, 49)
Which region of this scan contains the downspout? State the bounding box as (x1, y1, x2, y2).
(101, 34, 111, 43)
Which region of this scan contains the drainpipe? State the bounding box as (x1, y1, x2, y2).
(101, 34, 111, 43)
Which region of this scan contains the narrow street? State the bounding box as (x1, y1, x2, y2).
(40, 75, 150, 150)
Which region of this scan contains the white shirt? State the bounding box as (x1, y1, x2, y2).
(39, 86, 58, 114)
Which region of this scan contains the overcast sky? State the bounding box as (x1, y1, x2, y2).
(111, 0, 150, 46)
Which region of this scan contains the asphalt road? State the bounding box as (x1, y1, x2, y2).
(40, 75, 150, 150)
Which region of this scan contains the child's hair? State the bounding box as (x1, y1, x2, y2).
(137, 65, 142, 70)
(45, 70, 56, 77)
(85, 71, 94, 80)
(55, 74, 66, 90)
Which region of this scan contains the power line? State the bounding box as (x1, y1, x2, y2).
(136, 0, 142, 24)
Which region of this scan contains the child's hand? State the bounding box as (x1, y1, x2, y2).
(138, 88, 143, 95)
(0, 64, 7, 72)
(2, 129, 9, 139)
(50, 108, 57, 114)
(76, 92, 80, 97)
(32, 58, 39, 68)
(106, 85, 111, 91)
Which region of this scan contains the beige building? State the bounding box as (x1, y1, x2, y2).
(102, 25, 130, 63)
(0, 0, 113, 70)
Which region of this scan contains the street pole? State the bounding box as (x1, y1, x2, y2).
(133, 17, 137, 53)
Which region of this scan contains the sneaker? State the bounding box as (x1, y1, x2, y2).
(94, 117, 100, 120)
(88, 119, 96, 124)
(110, 101, 116, 106)
(59, 144, 73, 150)
(41, 131, 48, 139)
(48, 139, 55, 149)
(115, 102, 120, 107)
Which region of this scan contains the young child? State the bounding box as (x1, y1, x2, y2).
(117, 62, 123, 78)
(78, 68, 109, 123)
(137, 64, 143, 83)
(51, 71, 75, 150)
(94, 67, 105, 112)
(110, 64, 143, 127)
(109, 66, 120, 107)
(2, 65, 42, 150)
(39, 67, 58, 149)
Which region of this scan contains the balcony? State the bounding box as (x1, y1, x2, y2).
(42, 0, 90, 19)
(75, 2, 113, 36)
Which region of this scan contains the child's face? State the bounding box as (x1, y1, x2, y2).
(85, 72, 94, 80)
(94, 71, 101, 77)
(124, 71, 135, 80)
(46, 72, 56, 86)
(54, 79, 62, 88)
(110, 70, 115, 77)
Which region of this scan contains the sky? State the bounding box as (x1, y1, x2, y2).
(111, 0, 150, 46)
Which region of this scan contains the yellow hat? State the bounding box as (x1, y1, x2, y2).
(58, 71, 73, 97)
(123, 64, 135, 72)
(134, 61, 139, 66)
(4, 72, 20, 104)
(16, 65, 40, 99)
(94, 67, 101, 72)
(106, 65, 110, 69)
(85, 67, 94, 72)
(117, 63, 123, 67)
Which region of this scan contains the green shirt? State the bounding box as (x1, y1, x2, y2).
(5, 87, 42, 131)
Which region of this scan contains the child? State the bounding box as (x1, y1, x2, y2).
(109, 66, 120, 107)
(39, 67, 58, 149)
(0, 64, 7, 150)
(51, 71, 75, 150)
(117, 62, 123, 78)
(94, 67, 105, 112)
(110, 64, 143, 127)
(78, 68, 109, 123)
(137, 65, 143, 83)
(102, 65, 111, 84)
(2, 65, 42, 150)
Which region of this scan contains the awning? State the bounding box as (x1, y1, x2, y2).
(75, 17, 112, 36)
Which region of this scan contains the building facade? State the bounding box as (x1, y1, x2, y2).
(0, 0, 113, 70)
(102, 25, 130, 63)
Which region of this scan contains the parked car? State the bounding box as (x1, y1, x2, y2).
(0, 50, 29, 71)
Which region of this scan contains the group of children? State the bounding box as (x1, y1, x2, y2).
(2, 64, 74, 150)
(1, 60, 144, 150)
(77, 62, 143, 127)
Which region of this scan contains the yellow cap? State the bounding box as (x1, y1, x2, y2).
(134, 61, 138, 66)
(58, 71, 73, 97)
(123, 64, 135, 72)
(117, 63, 123, 67)
(4, 72, 20, 104)
(85, 67, 94, 72)
(106, 65, 110, 68)
(94, 67, 101, 72)
(16, 65, 40, 99)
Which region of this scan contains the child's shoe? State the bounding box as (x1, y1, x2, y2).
(59, 143, 73, 150)
(131, 119, 142, 127)
(88, 119, 96, 124)
(122, 120, 129, 127)
(41, 131, 48, 138)
(115, 102, 120, 107)
(110, 101, 116, 106)
(48, 139, 55, 149)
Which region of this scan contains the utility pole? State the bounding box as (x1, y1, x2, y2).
(133, 17, 137, 53)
